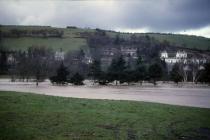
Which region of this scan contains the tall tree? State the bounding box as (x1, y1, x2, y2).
(27, 46, 51, 86)
(170, 63, 183, 84)
(0, 50, 8, 75)
(107, 56, 126, 85)
(89, 59, 108, 85)
(89, 59, 102, 83)
(123, 62, 135, 85)
(160, 59, 169, 81)
(16, 51, 29, 81)
(135, 56, 147, 85)
(178, 63, 189, 82)
(148, 63, 163, 85)
(199, 63, 210, 84)
(56, 62, 69, 84)
(50, 62, 69, 85)
(188, 62, 203, 83)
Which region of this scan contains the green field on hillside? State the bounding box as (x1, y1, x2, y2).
(1, 25, 210, 52)
(145, 33, 210, 50)
(106, 31, 210, 50)
(0, 91, 210, 140)
(1, 37, 87, 52)
(0, 26, 92, 52)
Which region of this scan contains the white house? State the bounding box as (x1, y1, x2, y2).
(176, 51, 187, 58)
(160, 50, 168, 58)
(160, 50, 188, 64)
(55, 50, 65, 61)
(82, 56, 93, 64)
(7, 54, 15, 64)
(160, 50, 208, 68)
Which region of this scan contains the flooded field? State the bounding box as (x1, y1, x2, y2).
(0, 79, 210, 108)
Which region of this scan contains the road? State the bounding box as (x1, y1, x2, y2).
(0, 80, 210, 108)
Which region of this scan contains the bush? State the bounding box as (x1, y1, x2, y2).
(69, 73, 84, 85)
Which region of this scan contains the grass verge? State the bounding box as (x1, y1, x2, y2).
(0, 91, 210, 140)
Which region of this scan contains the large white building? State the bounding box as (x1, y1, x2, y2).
(160, 50, 188, 64)
(160, 50, 207, 71)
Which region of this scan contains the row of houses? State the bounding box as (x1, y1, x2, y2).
(51, 48, 210, 67)
(54, 47, 138, 68)
(101, 47, 138, 58)
(98, 47, 137, 69)
(3, 47, 209, 70)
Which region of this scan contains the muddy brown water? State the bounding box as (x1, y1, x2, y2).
(0, 79, 210, 108)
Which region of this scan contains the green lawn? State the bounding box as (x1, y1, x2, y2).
(0, 91, 210, 140)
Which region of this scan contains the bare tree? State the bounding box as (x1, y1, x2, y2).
(9, 46, 54, 85)
(27, 46, 53, 86)
(177, 62, 188, 82)
(189, 61, 205, 83)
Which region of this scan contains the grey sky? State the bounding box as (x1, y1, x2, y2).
(0, 0, 210, 38)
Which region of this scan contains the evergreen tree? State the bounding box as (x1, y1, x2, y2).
(116, 56, 126, 84)
(89, 59, 108, 85)
(160, 59, 169, 81)
(199, 63, 210, 84)
(170, 63, 182, 84)
(123, 63, 135, 85)
(89, 59, 101, 83)
(134, 55, 146, 85)
(133, 55, 147, 83)
(107, 56, 126, 85)
(56, 62, 69, 84)
(148, 63, 163, 85)
(50, 62, 69, 85)
(0, 50, 8, 75)
(107, 58, 117, 84)
(135, 65, 146, 85)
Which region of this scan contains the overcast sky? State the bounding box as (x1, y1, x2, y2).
(1, 0, 210, 38)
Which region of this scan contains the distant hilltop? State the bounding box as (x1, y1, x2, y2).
(1, 25, 210, 52)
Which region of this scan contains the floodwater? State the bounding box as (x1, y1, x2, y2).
(0, 79, 210, 108)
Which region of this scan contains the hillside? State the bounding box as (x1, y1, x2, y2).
(1, 25, 210, 52)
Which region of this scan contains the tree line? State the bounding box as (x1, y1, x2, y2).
(0, 46, 210, 86)
(0, 46, 86, 85)
(50, 54, 210, 86)
(1, 28, 64, 38)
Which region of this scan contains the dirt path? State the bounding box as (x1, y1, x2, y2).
(0, 80, 210, 108)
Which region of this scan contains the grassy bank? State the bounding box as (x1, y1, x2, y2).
(0, 91, 210, 140)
